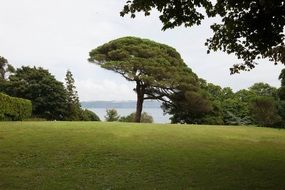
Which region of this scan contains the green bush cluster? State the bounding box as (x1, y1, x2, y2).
(80, 109, 100, 121)
(0, 93, 32, 121)
(119, 112, 153, 123)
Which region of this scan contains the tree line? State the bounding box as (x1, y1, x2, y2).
(1, 34, 284, 128)
(166, 79, 285, 128)
(89, 36, 285, 128)
(0, 56, 100, 121)
(1, 0, 284, 126)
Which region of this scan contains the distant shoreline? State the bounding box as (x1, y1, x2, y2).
(81, 100, 162, 109)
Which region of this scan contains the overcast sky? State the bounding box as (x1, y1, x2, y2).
(0, 0, 284, 101)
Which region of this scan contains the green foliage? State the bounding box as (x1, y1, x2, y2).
(207, 1, 285, 73)
(2, 66, 68, 120)
(199, 80, 234, 102)
(64, 70, 100, 121)
(222, 97, 252, 125)
(166, 80, 253, 125)
(234, 89, 256, 102)
(249, 83, 277, 98)
(167, 80, 281, 125)
(140, 112, 153, 123)
(118, 114, 133, 123)
(278, 87, 285, 101)
(89, 36, 201, 122)
(163, 89, 213, 124)
(64, 70, 81, 120)
(250, 96, 282, 128)
(121, 1, 285, 73)
(201, 83, 280, 126)
(105, 109, 120, 122)
(221, 89, 256, 125)
(277, 100, 285, 128)
(276, 70, 285, 127)
(0, 93, 32, 120)
(119, 112, 153, 123)
(121, 0, 212, 30)
(80, 109, 100, 121)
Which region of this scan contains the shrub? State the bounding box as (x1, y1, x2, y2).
(105, 109, 120, 122)
(0, 93, 32, 121)
(80, 109, 100, 121)
(119, 112, 154, 123)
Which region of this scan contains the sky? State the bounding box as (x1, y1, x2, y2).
(0, 0, 284, 101)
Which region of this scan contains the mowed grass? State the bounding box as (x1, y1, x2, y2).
(1, 122, 285, 189)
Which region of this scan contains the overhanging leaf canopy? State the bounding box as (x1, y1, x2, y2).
(89, 36, 199, 93)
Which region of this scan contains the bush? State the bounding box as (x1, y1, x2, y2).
(80, 109, 100, 121)
(0, 93, 32, 121)
(119, 112, 154, 123)
(105, 109, 120, 122)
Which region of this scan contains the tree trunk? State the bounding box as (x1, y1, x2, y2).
(135, 81, 145, 123)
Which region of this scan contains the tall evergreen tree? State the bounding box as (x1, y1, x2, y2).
(65, 70, 81, 120)
(65, 70, 79, 105)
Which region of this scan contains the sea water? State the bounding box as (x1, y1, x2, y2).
(89, 108, 170, 123)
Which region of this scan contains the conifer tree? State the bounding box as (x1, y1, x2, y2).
(65, 70, 81, 120)
(89, 37, 205, 122)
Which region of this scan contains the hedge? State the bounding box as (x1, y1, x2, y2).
(0, 93, 32, 121)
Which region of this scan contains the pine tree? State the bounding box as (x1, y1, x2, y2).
(89, 37, 201, 122)
(65, 70, 81, 120)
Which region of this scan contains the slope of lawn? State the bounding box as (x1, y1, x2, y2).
(0, 122, 285, 189)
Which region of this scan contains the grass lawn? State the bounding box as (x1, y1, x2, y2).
(0, 122, 285, 189)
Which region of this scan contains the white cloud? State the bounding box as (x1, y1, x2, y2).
(76, 79, 135, 101)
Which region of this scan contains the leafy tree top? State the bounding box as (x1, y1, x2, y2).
(89, 36, 198, 93)
(249, 82, 277, 98)
(89, 36, 202, 122)
(5, 66, 67, 120)
(121, 1, 285, 73)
